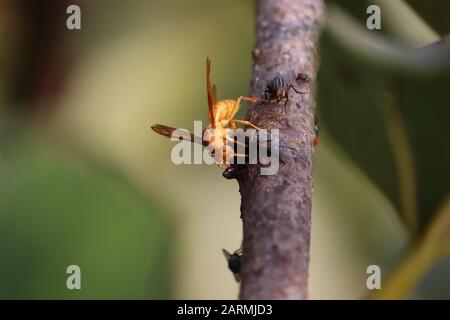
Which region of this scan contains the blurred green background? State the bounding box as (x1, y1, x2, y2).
(0, 0, 449, 299)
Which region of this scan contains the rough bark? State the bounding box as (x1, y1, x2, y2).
(238, 0, 325, 300)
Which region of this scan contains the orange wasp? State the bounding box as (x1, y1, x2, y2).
(151, 57, 263, 176)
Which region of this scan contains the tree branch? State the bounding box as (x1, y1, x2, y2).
(238, 0, 325, 300)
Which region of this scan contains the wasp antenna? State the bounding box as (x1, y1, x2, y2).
(206, 56, 215, 128)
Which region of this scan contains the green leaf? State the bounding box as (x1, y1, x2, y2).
(370, 195, 450, 299)
(389, 71, 450, 228)
(318, 31, 450, 235)
(0, 137, 173, 299)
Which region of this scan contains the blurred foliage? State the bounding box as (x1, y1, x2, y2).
(319, 31, 450, 234)
(0, 0, 449, 300)
(405, 0, 450, 36)
(1, 0, 256, 300)
(0, 131, 173, 299)
(320, 3, 450, 298)
(391, 72, 450, 228)
(319, 33, 398, 206)
(331, 0, 439, 46)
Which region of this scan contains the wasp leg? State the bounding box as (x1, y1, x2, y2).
(231, 119, 261, 130)
(228, 96, 263, 121)
(276, 95, 284, 105)
(283, 88, 290, 110)
(240, 96, 261, 103)
(225, 135, 246, 147)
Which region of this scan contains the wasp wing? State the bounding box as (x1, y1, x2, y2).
(206, 57, 215, 128)
(151, 124, 208, 146)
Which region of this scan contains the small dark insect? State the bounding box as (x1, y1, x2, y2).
(222, 165, 238, 180)
(222, 248, 242, 282)
(264, 70, 309, 108)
